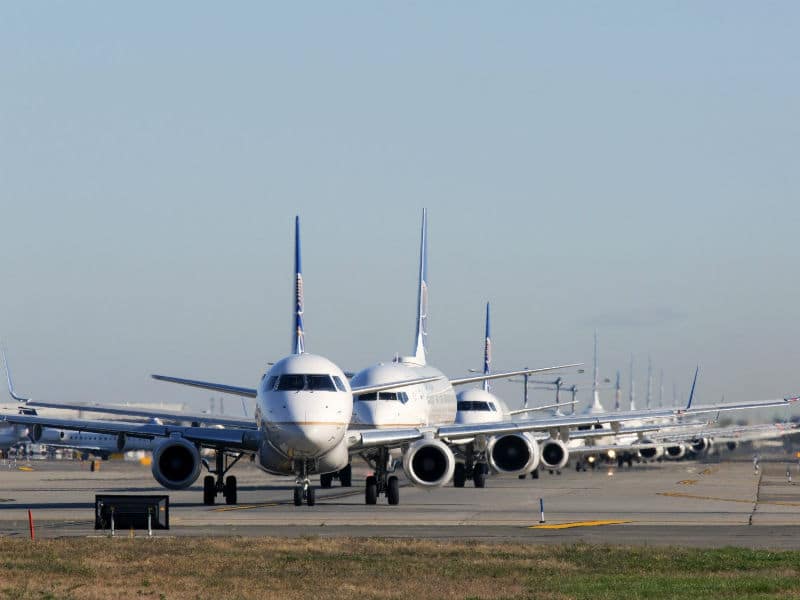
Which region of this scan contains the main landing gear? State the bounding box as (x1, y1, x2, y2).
(203, 450, 243, 506)
(319, 464, 352, 488)
(293, 460, 316, 506)
(454, 448, 488, 488)
(365, 447, 400, 505)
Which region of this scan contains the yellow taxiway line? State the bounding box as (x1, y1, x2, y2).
(529, 520, 631, 530)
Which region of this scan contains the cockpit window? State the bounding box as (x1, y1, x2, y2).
(265, 376, 278, 391)
(332, 376, 347, 392)
(358, 392, 378, 401)
(276, 374, 305, 391)
(275, 374, 338, 392)
(307, 374, 336, 391)
(457, 401, 492, 411)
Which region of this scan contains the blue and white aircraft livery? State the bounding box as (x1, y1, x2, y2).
(4, 214, 797, 508)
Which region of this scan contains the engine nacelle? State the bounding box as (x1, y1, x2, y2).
(29, 423, 43, 442)
(664, 443, 686, 460)
(402, 438, 455, 488)
(726, 440, 738, 452)
(689, 437, 712, 455)
(539, 439, 569, 470)
(151, 437, 202, 490)
(636, 438, 664, 461)
(487, 432, 540, 475)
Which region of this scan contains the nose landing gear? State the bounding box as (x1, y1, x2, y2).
(293, 461, 316, 506)
(364, 447, 400, 505)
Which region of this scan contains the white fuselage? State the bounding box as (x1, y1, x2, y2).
(350, 358, 456, 429)
(254, 353, 352, 475)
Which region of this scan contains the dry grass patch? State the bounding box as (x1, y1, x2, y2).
(0, 538, 798, 599)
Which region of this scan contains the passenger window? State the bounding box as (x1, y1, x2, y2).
(276, 374, 305, 391)
(307, 375, 336, 391)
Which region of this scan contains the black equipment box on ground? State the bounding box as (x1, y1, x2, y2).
(95, 494, 169, 530)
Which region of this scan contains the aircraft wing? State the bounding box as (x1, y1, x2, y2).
(347, 396, 798, 450)
(0, 414, 260, 451)
(448, 363, 582, 386)
(24, 400, 257, 429)
(152, 373, 445, 398)
(151, 375, 258, 397)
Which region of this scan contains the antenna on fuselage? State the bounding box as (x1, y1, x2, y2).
(293, 215, 305, 355)
(412, 208, 428, 365)
(482, 302, 491, 392)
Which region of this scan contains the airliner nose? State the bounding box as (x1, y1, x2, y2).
(280, 422, 343, 457)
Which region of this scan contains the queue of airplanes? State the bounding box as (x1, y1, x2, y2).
(1, 210, 797, 507)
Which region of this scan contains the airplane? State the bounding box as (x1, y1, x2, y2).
(4, 215, 797, 509)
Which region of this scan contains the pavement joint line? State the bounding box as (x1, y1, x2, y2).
(529, 520, 631, 529)
(658, 491, 800, 507)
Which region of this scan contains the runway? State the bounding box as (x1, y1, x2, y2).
(2, 456, 800, 547)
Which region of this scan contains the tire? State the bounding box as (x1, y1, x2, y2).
(293, 486, 303, 506)
(306, 486, 315, 507)
(365, 475, 378, 505)
(224, 476, 237, 505)
(473, 465, 486, 488)
(339, 464, 352, 487)
(320, 473, 333, 488)
(531, 469, 539, 479)
(453, 463, 466, 488)
(203, 475, 216, 506)
(518, 474, 526, 480)
(387, 476, 399, 505)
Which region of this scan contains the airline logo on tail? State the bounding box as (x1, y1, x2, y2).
(294, 216, 305, 355)
(413, 209, 429, 364)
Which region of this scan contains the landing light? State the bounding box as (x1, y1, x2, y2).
(607, 450, 617, 459)
(587, 456, 595, 463)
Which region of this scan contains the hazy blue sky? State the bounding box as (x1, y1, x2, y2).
(1, 3, 798, 415)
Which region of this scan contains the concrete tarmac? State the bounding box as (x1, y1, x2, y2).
(2, 456, 800, 547)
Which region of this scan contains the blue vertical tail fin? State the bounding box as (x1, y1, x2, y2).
(483, 302, 491, 392)
(412, 209, 428, 364)
(685, 366, 700, 409)
(293, 216, 305, 355)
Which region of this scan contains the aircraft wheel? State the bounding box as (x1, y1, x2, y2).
(387, 476, 400, 505)
(203, 475, 216, 506)
(339, 464, 352, 487)
(453, 463, 466, 487)
(224, 476, 237, 505)
(320, 473, 333, 489)
(293, 486, 303, 506)
(531, 469, 539, 479)
(473, 464, 487, 488)
(518, 474, 526, 480)
(306, 486, 315, 507)
(365, 476, 378, 505)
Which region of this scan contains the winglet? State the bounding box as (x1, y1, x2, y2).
(685, 365, 700, 410)
(413, 209, 428, 364)
(482, 302, 491, 392)
(293, 215, 305, 355)
(2, 346, 30, 403)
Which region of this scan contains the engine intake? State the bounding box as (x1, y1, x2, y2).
(539, 439, 569, 470)
(636, 438, 664, 461)
(487, 433, 539, 475)
(402, 438, 455, 488)
(151, 437, 201, 490)
(664, 443, 686, 460)
(690, 437, 711, 455)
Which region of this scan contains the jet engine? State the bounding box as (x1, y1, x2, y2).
(402, 438, 455, 488)
(151, 437, 202, 490)
(487, 432, 540, 475)
(689, 437, 712, 455)
(636, 438, 664, 461)
(539, 439, 569, 470)
(726, 441, 738, 452)
(664, 443, 686, 460)
(29, 423, 43, 442)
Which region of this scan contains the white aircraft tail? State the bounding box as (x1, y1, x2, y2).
(293, 216, 305, 355)
(412, 209, 429, 364)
